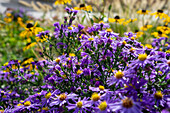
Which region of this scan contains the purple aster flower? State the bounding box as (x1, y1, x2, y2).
(110, 96, 141, 113)
(94, 98, 114, 113)
(67, 97, 90, 113)
(129, 53, 154, 69)
(89, 85, 109, 93)
(50, 93, 77, 106)
(150, 90, 170, 108)
(107, 70, 128, 87)
(156, 59, 170, 75)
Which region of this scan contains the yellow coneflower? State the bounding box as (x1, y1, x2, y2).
(140, 24, 152, 31)
(74, 4, 92, 12)
(6, 13, 12, 17)
(23, 42, 37, 51)
(163, 16, 170, 24)
(20, 22, 43, 38)
(123, 18, 137, 26)
(54, 0, 72, 5)
(137, 10, 150, 15)
(21, 58, 34, 65)
(4, 17, 12, 23)
(134, 30, 144, 38)
(108, 15, 125, 24)
(150, 10, 168, 19)
(151, 31, 168, 38)
(157, 25, 170, 34)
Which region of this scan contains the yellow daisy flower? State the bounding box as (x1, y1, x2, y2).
(23, 42, 37, 51)
(140, 24, 152, 31)
(151, 31, 168, 38)
(137, 10, 150, 15)
(74, 4, 92, 12)
(134, 30, 144, 38)
(54, 0, 72, 5)
(150, 10, 168, 19)
(108, 16, 125, 24)
(157, 25, 170, 34)
(123, 18, 137, 26)
(163, 16, 170, 24)
(20, 22, 43, 38)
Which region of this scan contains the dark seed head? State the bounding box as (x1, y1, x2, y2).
(157, 10, 163, 13)
(142, 10, 146, 13)
(158, 31, 162, 35)
(80, 4, 85, 8)
(135, 30, 139, 33)
(26, 23, 33, 28)
(164, 24, 168, 27)
(26, 43, 31, 46)
(114, 15, 120, 19)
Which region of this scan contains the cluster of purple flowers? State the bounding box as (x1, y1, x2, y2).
(0, 7, 169, 113)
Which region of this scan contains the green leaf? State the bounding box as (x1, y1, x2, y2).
(81, 15, 86, 24)
(108, 4, 112, 11)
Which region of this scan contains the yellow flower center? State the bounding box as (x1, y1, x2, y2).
(165, 44, 168, 47)
(24, 101, 31, 106)
(55, 58, 60, 63)
(77, 70, 83, 75)
(131, 37, 135, 40)
(2, 95, 6, 98)
(88, 38, 94, 41)
(45, 92, 51, 99)
(115, 71, 124, 79)
(138, 54, 147, 61)
(91, 93, 100, 101)
(145, 44, 153, 49)
(122, 98, 134, 108)
(68, 27, 73, 30)
(69, 53, 75, 57)
(99, 85, 105, 90)
(76, 101, 83, 108)
(59, 93, 67, 101)
(98, 101, 107, 111)
(122, 41, 126, 45)
(61, 74, 67, 79)
(158, 71, 162, 74)
(129, 48, 135, 53)
(42, 107, 49, 111)
(106, 28, 112, 32)
(17, 103, 23, 106)
(154, 91, 163, 99)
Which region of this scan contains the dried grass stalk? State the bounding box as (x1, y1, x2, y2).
(18, 0, 31, 7)
(36, 2, 46, 11)
(31, 1, 41, 12)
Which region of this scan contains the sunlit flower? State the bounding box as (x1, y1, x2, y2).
(67, 97, 90, 113)
(110, 96, 141, 113)
(140, 24, 152, 31)
(134, 30, 144, 38)
(163, 16, 170, 24)
(54, 0, 72, 5)
(150, 10, 168, 19)
(123, 18, 137, 26)
(137, 9, 150, 15)
(74, 4, 92, 12)
(151, 31, 168, 38)
(156, 25, 170, 34)
(4, 17, 12, 23)
(20, 22, 43, 38)
(108, 15, 125, 24)
(23, 42, 37, 51)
